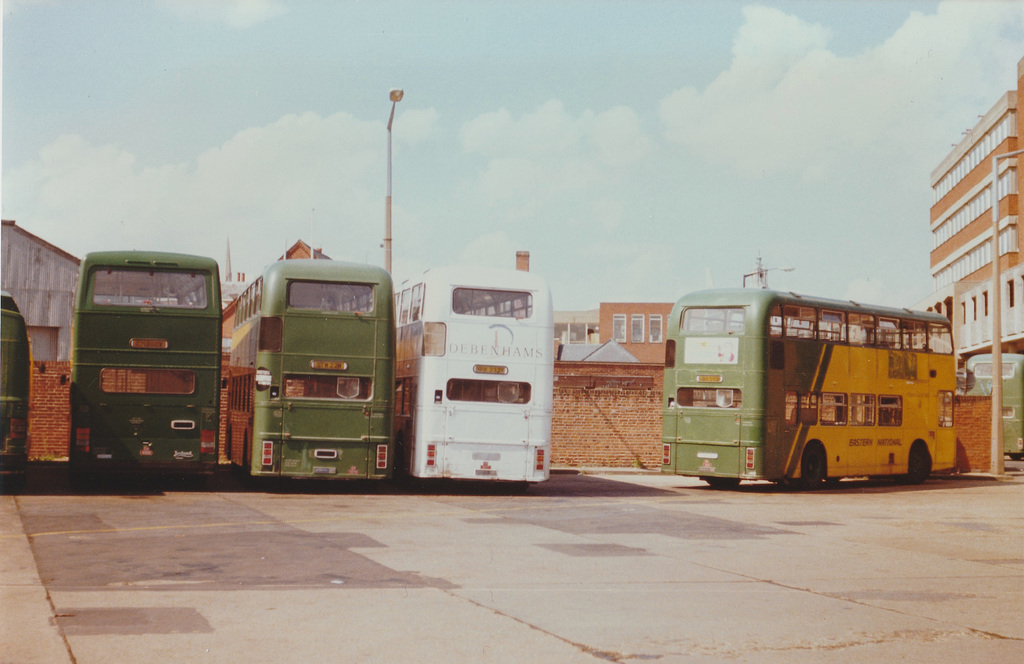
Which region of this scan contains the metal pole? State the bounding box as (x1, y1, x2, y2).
(385, 103, 395, 274)
(989, 148, 1024, 476)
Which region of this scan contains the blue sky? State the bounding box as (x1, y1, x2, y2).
(3, 1, 1023, 310)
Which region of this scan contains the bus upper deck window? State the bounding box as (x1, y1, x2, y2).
(682, 308, 745, 334)
(877, 318, 901, 349)
(849, 313, 876, 346)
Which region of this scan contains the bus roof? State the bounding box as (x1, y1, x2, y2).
(81, 251, 220, 273)
(670, 289, 949, 325)
(966, 353, 1024, 365)
(401, 265, 551, 293)
(261, 258, 392, 285)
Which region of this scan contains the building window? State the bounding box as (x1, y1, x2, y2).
(612, 314, 626, 342)
(649, 314, 663, 343)
(1009, 280, 1015, 308)
(631, 314, 644, 343)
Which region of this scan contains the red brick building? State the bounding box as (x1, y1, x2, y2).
(598, 302, 674, 364)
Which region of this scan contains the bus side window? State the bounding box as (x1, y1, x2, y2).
(850, 394, 876, 426)
(799, 393, 818, 425)
(399, 289, 411, 325)
(878, 395, 902, 426)
(819, 310, 846, 343)
(877, 317, 901, 349)
(783, 306, 815, 339)
(820, 393, 847, 425)
(849, 313, 875, 346)
(410, 284, 423, 321)
(785, 391, 798, 425)
(903, 320, 927, 351)
(928, 323, 953, 354)
(769, 306, 783, 338)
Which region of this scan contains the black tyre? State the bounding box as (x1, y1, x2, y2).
(904, 441, 932, 485)
(794, 443, 826, 491)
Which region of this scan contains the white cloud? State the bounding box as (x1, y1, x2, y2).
(659, 2, 1024, 180)
(4, 112, 386, 275)
(394, 108, 440, 146)
(458, 100, 651, 229)
(156, 0, 287, 29)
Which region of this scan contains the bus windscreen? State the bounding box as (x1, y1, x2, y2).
(287, 281, 374, 313)
(92, 269, 208, 309)
(452, 288, 532, 318)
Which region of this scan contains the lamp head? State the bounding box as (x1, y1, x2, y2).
(390, 89, 404, 103)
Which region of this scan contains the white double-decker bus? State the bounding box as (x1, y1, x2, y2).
(395, 266, 553, 484)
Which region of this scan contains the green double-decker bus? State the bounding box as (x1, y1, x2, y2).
(965, 353, 1024, 460)
(662, 289, 956, 489)
(69, 252, 222, 479)
(226, 260, 395, 480)
(1, 292, 31, 493)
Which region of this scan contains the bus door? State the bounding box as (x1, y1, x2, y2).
(442, 377, 533, 479)
(278, 373, 374, 478)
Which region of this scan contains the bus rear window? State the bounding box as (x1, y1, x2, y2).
(284, 374, 372, 400)
(676, 387, 742, 409)
(92, 269, 208, 309)
(446, 379, 531, 404)
(287, 281, 374, 313)
(681, 308, 745, 333)
(100, 368, 196, 394)
(452, 288, 532, 319)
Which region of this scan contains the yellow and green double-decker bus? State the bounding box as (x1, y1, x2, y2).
(226, 260, 395, 480)
(1, 292, 31, 493)
(965, 353, 1024, 460)
(69, 252, 222, 480)
(662, 289, 956, 489)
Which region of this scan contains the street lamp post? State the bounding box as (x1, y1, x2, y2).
(385, 88, 404, 274)
(988, 147, 1024, 476)
(742, 256, 794, 288)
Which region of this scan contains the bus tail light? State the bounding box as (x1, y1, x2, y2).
(423, 322, 447, 356)
(200, 429, 216, 455)
(535, 448, 545, 471)
(75, 427, 91, 452)
(663, 443, 671, 466)
(745, 447, 756, 471)
(376, 444, 388, 469)
(664, 339, 676, 368)
(426, 444, 436, 467)
(261, 440, 274, 467)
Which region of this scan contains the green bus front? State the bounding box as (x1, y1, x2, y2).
(70, 252, 222, 479)
(1, 292, 31, 492)
(661, 291, 770, 486)
(966, 353, 1024, 459)
(248, 261, 395, 479)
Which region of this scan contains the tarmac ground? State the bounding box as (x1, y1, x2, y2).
(2, 461, 1023, 663)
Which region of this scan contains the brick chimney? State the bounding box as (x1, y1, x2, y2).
(516, 251, 530, 272)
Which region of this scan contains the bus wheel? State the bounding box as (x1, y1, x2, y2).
(903, 441, 932, 485)
(704, 477, 740, 490)
(795, 443, 826, 490)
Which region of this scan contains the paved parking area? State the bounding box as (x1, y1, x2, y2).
(3, 465, 1023, 663)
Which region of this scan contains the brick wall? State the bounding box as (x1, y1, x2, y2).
(552, 361, 664, 468)
(955, 394, 993, 472)
(27, 360, 71, 460)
